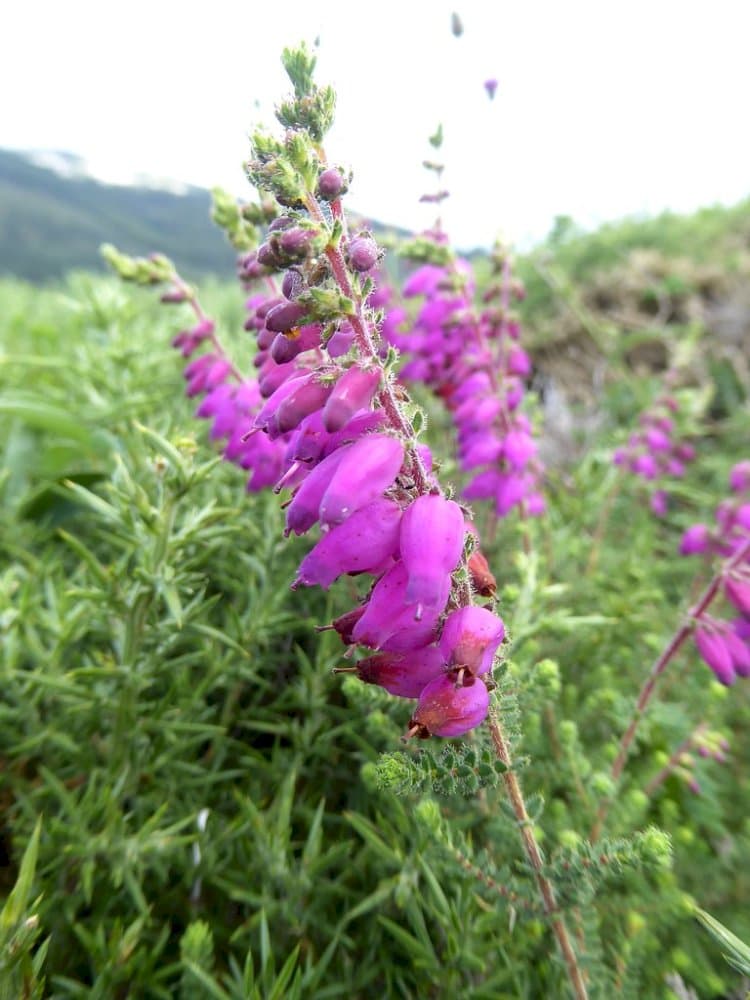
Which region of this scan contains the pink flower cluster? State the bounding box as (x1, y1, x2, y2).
(383, 261, 545, 518)
(681, 461, 750, 685)
(239, 263, 505, 735)
(169, 303, 289, 491)
(162, 208, 509, 738)
(613, 391, 696, 517)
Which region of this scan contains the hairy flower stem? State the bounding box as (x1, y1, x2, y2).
(304, 194, 431, 495)
(170, 271, 244, 381)
(591, 535, 750, 842)
(487, 711, 589, 1000)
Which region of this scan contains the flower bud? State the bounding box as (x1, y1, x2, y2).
(317, 168, 346, 201)
(347, 236, 379, 273)
(279, 226, 320, 262)
(257, 241, 283, 269)
(468, 550, 497, 596)
(265, 300, 309, 333)
(268, 215, 293, 233)
(409, 675, 490, 738)
(439, 606, 505, 676)
(329, 605, 365, 645)
(282, 269, 304, 300)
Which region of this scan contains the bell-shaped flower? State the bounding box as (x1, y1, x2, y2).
(409, 674, 490, 737)
(352, 562, 441, 652)
(293, 499, 402, 589)
(680, 524, 711, 556)
(284, 446, 350, 536)
(355, 645, 446, 698)
(399, 495, 465, 613)
(724, 629, 750, 677)
(322, 365, 381, 431)
(725, 577, 750, 616)
(439, 606, 505, 676)
(319, 434, 404, 526)
(694, 626, 735, 685)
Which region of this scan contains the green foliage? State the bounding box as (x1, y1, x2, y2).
(695, 909, 750, 984)
(1, 181, 749, 996)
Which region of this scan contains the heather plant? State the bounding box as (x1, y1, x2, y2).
(1, 41, 749, 1000)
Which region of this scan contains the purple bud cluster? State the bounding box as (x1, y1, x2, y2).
(681, 462, 750, 685)
(613, 390, 696, 517)
(382, 260, 545, 518)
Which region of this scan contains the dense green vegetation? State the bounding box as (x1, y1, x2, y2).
(0, 190, 749, 997)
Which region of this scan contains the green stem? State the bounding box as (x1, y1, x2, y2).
(487, 711, 589, 1000)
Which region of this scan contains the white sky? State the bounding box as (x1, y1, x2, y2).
(4, 0, 750, 248)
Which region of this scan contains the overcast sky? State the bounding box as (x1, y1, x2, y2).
(5, 0, 749, 248)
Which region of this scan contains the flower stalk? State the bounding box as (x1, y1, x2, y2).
(591, 534, 750, 841)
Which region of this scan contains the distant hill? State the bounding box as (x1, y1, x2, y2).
(0, 148, 237, 282)
(0, 149, 425, 284)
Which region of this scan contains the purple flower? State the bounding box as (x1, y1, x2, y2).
(319, 434, 404, 526)
(355, 646, 446, 698)
(321, 365, 381, 431)
(409, 675, 490, 737)
(293, 499, 402, 589)
(694, 626, 735, 685)
(724, 577, 750, 616)
(650, 490, 669, 518)
(484, 78, 498, 100)
(399, 495, 466, 613)
(680, 524, 711, 555)
(352, 562, 441, 652)
(347, 235, 379, 273)
(439, 606, 505, 677)
(284, 446, 351, 536)
(729, 461, 750, 493)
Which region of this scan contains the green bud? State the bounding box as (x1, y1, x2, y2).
(590, 771, 615, 798)
(414, 798, 442, 834)
(558, 829, 581, 849)
(635, 827, 672, 869)
(626, 789, 648, 814)
(359, 762, 380, 792)
(558, 720, 578, 745)
(535, 658, 561, 696)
